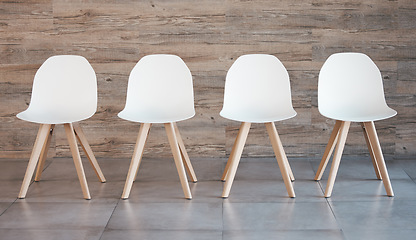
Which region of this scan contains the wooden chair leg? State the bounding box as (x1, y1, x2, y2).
(363, 121, 394, 197)
(222, 122, 251, 198)
(283, 151, 295, 182)
(265, 122, 296, 198)
(133, 124, 151, 182)
(73, 123, 106, 183)
(174, 123, 197, 183)
(64, 123, 91, 200)
(121, 123, 151, 199)
(34, 124, 55, 182)
(165, 122, 192, 200)
(324, 121, 350, 198)
(19, 124, 51, 199)
(361, 122, 382, 180)
(315, 120, 342, 181)
(221, 133, 238, 182)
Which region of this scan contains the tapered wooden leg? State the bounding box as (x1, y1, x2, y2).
(73, 123, 106, 183)
(221, 134, 238, 182)
(165, 122, 192, 199)
(64, 123, 91, 200)
(363, 121, 394, 197)
(34, 124, 55, 182)
(64, 123, 91, 199)
(18, 124, 51, 199)
(324, 121, 350, 198)
(283, 151, 295, 182)
(121, 123, 151, 199)
(133, 124, 151, 182)
(361, 122, 382, 180)
(315, 120, 342, 181)
(174, 123, 197, 183)
(265, 122, 296, 198)
(222, 122, 251, 198)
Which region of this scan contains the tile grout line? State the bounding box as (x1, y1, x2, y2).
(98, 197, 121, 240)
(309, 159, 348, 239)
(0, 158, 56, 218)
(0, 199, 17, 218)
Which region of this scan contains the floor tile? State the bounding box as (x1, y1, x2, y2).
(38, 158, 127, 182)
(232, 159, 317, 181)
(101, 229, 222, 240)
(223, 202, 339, 230)
(330, 200, 416, 230)
(311, 158, 410, 181)
(0, 181, 21, 202)
(0, 202, 116, 229)
(0, 159, 42, 181)
(0, 228, 103, 240)
(19, 180, 124, 203)
(0, 202, 13, 215)
(343, 229, 416, 240)
(319, 179, 416, 201)
(107, 202, 223, 230)
(223, 230, 345, 240)
(125, 180, 223, 203)
(398, 160, 416, 180)
(223, 180, 325, 203)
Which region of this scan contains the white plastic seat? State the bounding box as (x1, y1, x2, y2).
(17, 55, 106, 200)
(314, 52, 397, 197)
(119, 54, 197, 200)
(220, 54, 296, 198)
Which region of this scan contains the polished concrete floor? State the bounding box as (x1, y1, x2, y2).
(1, 156, 416, 240)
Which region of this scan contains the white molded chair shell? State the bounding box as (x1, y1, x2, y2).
(220, 54, 296, 123)
(17, 55, 97, 124)
(118, 54, 195, 123)
(318, 52, 397, 122)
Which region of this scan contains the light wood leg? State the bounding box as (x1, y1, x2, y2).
(165, 122, 192, 200)
(361, 122, 382, 180)
(221, 133, 238, 182)
(64, 123, 91, 200)
(19, 124, 51, 199)
(363, 122, 394, 197)
(133, 124, 151, 182)
(174, 123, 197, 183)
(315, 120, 342, 181)
(283, 151, 295, 182)
(34, 124, 55, 182)
(324, 121, 350, 198)
(121, 123, 151, 199)
(73, 123, 106, 183)
(265, 122, 296, 198)
(222, 122, 251, 198)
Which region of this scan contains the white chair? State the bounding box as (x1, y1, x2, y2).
(17, 55, 106, 200)
(314, 52, 397, 197)
(119, 54, 197, 200)
(220, 54, 296, 198)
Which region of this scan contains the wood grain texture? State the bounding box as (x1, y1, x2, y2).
(1, 0, 415, 159)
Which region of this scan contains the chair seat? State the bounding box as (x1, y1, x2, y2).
(118, 109, 195, 123)
(17, 109, 94, 124)
(220, 108, 297, 123)
(320, 106, 397, 122)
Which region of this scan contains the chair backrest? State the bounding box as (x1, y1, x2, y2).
(119, 54, 195, 123)
(220, 54, 296, 122)
(318, 52, 393, 121)
(17, 55, 97, 124)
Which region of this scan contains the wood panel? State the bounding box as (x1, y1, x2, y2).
(1, 0, 415, 159)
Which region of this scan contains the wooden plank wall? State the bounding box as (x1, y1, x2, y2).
(0, 0, 415, 159)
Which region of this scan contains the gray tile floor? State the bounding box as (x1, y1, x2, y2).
(1, 156, 416, 240)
